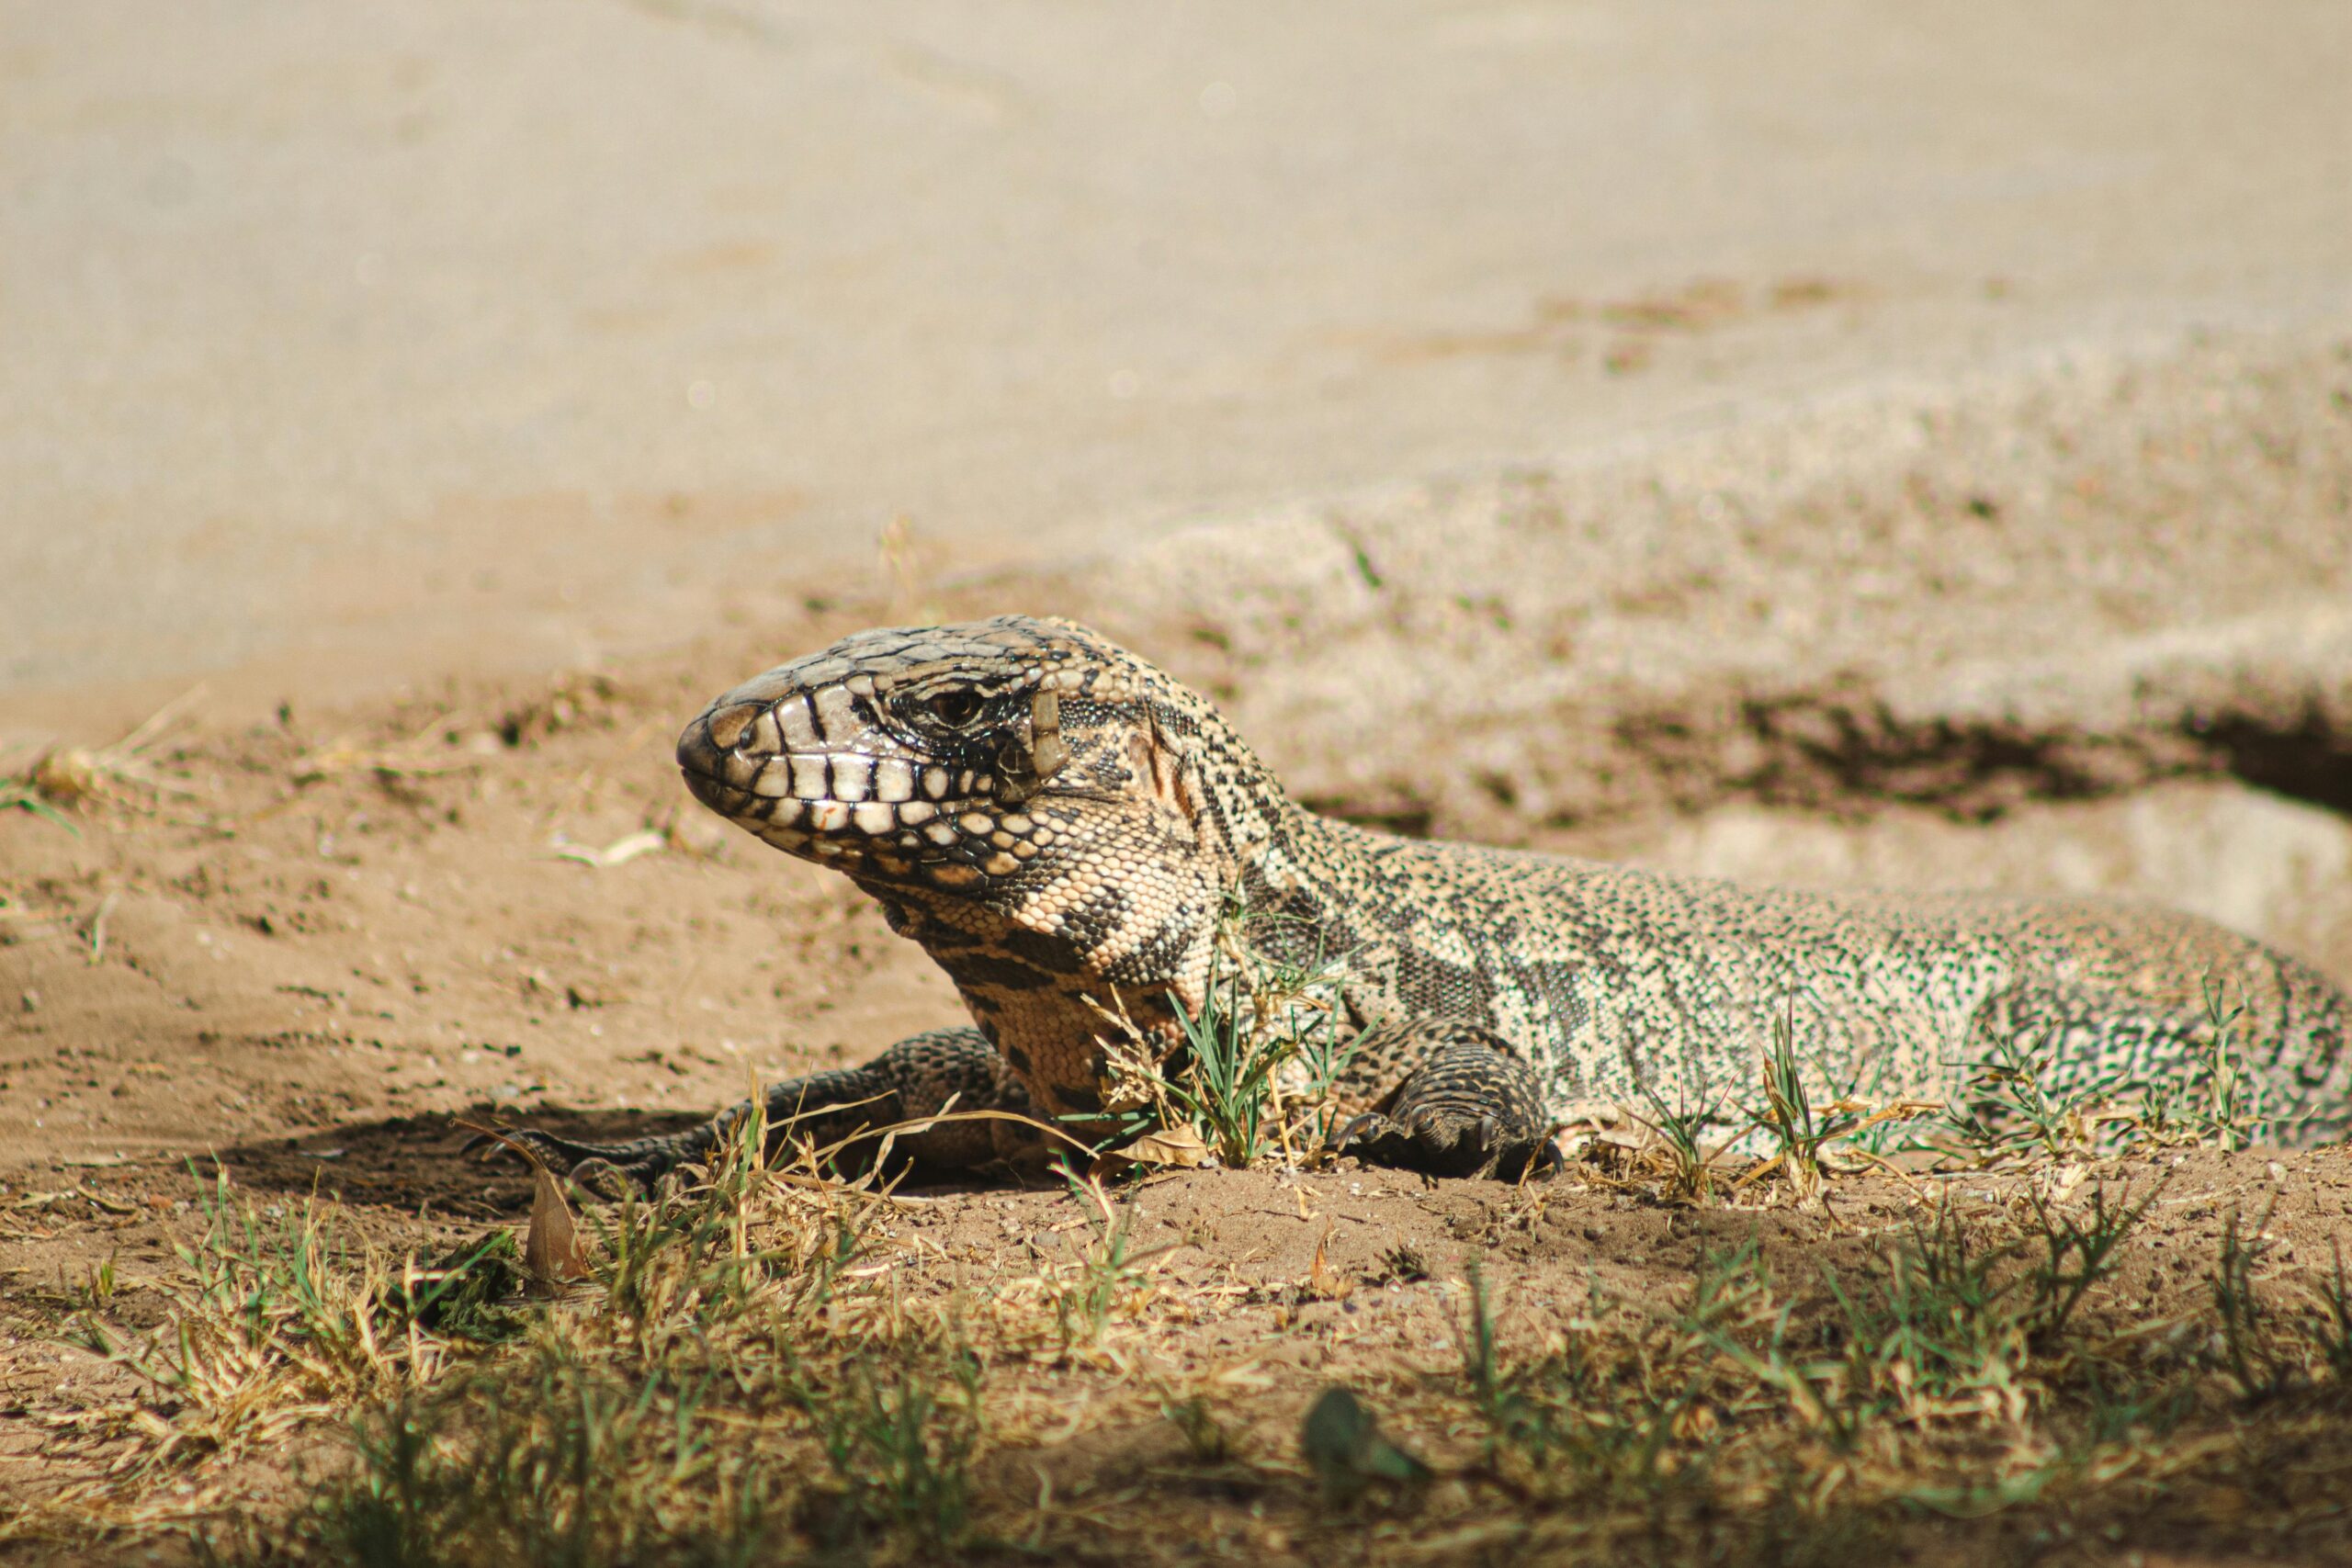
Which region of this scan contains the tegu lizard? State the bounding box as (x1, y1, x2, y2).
(481, 615, 2350, 1189)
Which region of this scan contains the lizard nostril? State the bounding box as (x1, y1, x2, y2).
(705, 702, 763, 752)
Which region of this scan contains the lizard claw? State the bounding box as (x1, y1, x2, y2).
(1329, 1029, 1563, 1179)
(567, 1156, 663, 1202)
(1329, 1104, 1559, 1180)
(462, 1125, 591, 1168)
(1330, 1106, 1476, 1173)
(1331, 1111, 1393, 1154)
(459, 1126, 673, 1198)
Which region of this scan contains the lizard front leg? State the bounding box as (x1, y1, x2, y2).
(1330, 1019, 1561, 1179)
(467, 1027, 1038, 1197)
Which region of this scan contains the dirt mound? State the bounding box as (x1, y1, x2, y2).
(1039, 331, 2352, 840)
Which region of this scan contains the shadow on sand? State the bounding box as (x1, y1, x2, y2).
(187, 1105, 709, 1215)
(184, 1103, 1027, 1215)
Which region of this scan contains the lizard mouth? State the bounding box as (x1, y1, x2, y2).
(677, 704, 1046, 887)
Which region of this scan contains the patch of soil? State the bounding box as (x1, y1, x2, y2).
(10, 1134, 2352, 1564)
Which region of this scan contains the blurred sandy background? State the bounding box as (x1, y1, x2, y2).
(6, 0, 2346, 732)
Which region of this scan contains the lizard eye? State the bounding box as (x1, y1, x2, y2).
(925, 690, 983, 728)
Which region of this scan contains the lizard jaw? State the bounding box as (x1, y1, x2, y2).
(677, 697, 1054, 892)
(672, 617, 1108, 900)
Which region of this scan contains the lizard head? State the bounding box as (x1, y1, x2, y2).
(680, 615, 1304, 1118)
(673, 615, 1235, 921)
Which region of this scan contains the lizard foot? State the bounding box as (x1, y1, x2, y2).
(1330, 1031, 1560, 1180)
(463, 1027, 1027, 1199)
(460, 1124, 707, 1199)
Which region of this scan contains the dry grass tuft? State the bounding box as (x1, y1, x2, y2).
(9, 686, 208, 824)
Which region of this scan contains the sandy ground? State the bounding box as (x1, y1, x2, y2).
(20, 1137, 2352, 1564)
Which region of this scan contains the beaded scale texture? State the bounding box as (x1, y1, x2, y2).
(484, 615, 2352, 1189)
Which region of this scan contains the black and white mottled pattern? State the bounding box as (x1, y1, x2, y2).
(485, 615, 2352, 1188)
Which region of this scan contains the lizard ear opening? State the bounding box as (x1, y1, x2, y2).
(1127, 713, 1205, 825)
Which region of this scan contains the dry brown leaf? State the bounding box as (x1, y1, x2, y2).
(1306, 1221, 1352, 1302)
(1114, 1125, 1213, 1168)
(525, 1164, 588, 1285)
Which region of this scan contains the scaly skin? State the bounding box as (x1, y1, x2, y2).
(480, 615, 2351, 1188)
